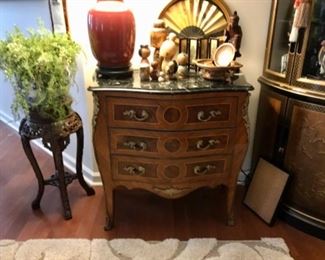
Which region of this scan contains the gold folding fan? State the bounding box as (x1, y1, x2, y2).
(159, 0, 230, 38)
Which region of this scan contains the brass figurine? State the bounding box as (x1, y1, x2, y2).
(224, 11, 242, 59)
(150, 60, 159, 81)
(166, 60, 178, 80)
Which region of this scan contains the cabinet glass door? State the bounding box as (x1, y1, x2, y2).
(292, 0, 325, 92)
(264, 0, 294, 83)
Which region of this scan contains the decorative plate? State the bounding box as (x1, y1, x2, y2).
(159, 0, 230, 38)
(213, 43, 235, 67)
(195, 58, 242, 81)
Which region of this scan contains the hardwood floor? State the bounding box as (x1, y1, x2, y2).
(0, 120, 324, 259)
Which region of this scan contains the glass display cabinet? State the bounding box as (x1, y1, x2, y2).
(253, 0, 324, 239)
(263, 0, 294, 84)
(263, 0, 324, 92)
(291, 0, 325, 91)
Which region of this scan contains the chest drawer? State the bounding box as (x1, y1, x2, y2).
(110, 128, 235, 158)
(111, 155, 230, 184)
(107, 96, 238, 130)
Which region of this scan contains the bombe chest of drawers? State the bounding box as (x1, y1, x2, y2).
(89, 74, 253, 230)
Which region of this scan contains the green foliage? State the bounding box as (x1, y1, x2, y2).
(0, 22, 81, 121)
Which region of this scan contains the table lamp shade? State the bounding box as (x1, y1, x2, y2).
(88, 0, 135, 78)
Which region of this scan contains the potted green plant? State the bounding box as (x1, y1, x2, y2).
(0, 22, 81, 122)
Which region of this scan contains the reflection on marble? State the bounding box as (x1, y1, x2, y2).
(88, 70, 253, 93)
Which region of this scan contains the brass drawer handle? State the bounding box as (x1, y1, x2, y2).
(197, 110, 221, 122)
(123, 141, 147, 151)
(123, 166, 145, 176)
(196, 139, 220, 150)
(123, 109, 149, 121)
(194, 165, 216, 176)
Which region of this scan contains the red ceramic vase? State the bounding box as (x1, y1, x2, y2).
(88, 0, 135, 78)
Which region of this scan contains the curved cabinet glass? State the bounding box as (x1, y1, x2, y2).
(263, 0, 324, 94)
(264, 0, 294, 84)
(291, 0, 325, 91)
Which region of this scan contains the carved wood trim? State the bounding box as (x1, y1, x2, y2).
(242, 94, 250, 139)
(92, 93, 100, 129)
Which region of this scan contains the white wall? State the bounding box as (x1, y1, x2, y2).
(1, 0, 272, 183)
(224, 0, 272, 176)
(0, 0, 51, 122)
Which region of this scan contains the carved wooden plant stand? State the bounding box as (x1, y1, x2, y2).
(19, 112, 95, 219)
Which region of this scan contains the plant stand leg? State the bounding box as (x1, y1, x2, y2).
(51, 138, 72, 220)
(75, 126, 95, 196)
(20, 135, 45, 210)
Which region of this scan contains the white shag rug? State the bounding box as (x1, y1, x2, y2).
(0, 238, 294, 260)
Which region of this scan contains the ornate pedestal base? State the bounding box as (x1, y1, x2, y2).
(19, 112, 95, 220)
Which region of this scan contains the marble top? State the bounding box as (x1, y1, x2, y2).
(88, 70, 254, 94)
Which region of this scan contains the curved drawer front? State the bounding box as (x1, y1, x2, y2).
(110, 128, 235, 158)
(111, 155, 230, 183)
(185, 130, 234, 155)
(107, 97, 238, 130)
(112, 156, 159, 182)
(186, 102, 236, 128)
(113, 104, 158, 124)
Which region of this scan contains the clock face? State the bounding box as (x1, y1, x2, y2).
(159, 0, 230, 38)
